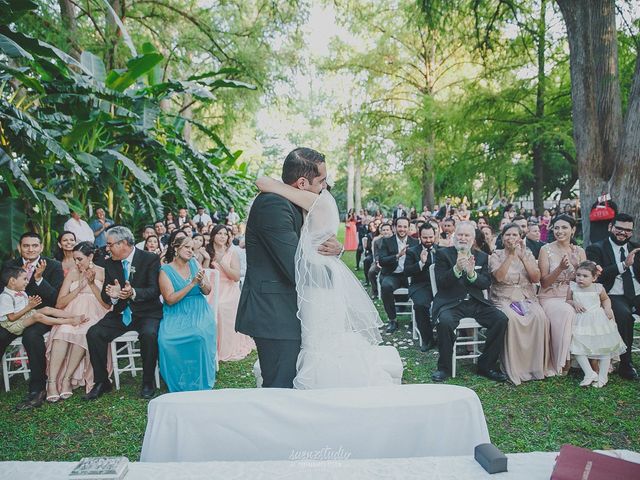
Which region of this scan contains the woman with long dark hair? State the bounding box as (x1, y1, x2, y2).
(206, 225, 254, 361)
(54, 231, 77, 276)
(46, 242, 110, 402)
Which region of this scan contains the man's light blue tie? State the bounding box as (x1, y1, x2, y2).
(122, 259, 132, 326)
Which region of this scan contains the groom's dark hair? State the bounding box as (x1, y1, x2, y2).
(282, 147, 325, 185)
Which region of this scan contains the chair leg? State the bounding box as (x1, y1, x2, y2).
(154, 364, 160, 388)
(2, 356, 9, 392)
(452, 336, 457, 378)
(127, 341, 137, 378)
(110, 341, 120, 390)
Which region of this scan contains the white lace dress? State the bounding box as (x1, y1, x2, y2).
(293, 191, 403, 389)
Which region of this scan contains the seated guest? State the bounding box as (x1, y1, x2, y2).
(90, 207, 114, 248)
(431, 221, 508, 382)
(153, 220, 169, 247)
(164, 211, 177, 230)
(377, 217, 419, 333)
(480, 225, 495, 253)
(526, 223, 545, 259)
(403, 224, 438, 351)
(85, 226, 163, 400)
(438, 217, 455, 247)
(192, 206, 213, 228)
(181, 224, 194, 238)
(144, 235, 162, 255)
(135, 226, 156, 250)
(538, 214, 585, 374)
(54, 231, 77, 276)
(46, 242, 110, 402)
(192, 233, 210, 268)
(489, 224, 553, 385)
(158, 236, 216, 391)
(161, 230, 188, 264)
(176, 207, 192, 228)
(64, 209, 95, 243)
(586, 213, 640, 380)
(0, 232, 64, 410)
(362, 222, 378, 286)
(367, 223, 393, 298)
(474, 228, 492, 255)
(207, 225, 255, 361)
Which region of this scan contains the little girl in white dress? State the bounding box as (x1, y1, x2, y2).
(566, 261, 626, 388)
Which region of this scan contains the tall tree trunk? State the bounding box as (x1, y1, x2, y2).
(346, 145, 355, 213)
(532, 0, 547, 216)
(58, 0, 79, 59)
(556, 0, 626, 244)
(105, 0, 125, 70)
(422, 132, 435, 210)
(354, 154, 362, 212)
(181, 94, 193, 144)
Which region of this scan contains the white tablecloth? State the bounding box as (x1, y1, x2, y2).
(4, 451, 640, 479)
(140, 384, 489, 462)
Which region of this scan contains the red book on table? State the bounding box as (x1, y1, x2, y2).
(551, 444, 640, 480)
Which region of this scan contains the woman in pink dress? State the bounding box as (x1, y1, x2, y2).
(538, 215, 586, 374)
(344, 209, 358, 251)
(539, 210, 551, 242)
(46, 242, 110, 402)
(207, 225, 255, 361)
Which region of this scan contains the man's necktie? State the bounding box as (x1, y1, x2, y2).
(620, 247, 634, 300)
(121, 259, 132, 326)
(25, 263, 35, 282)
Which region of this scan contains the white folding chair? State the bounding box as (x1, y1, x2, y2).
(110, 331, 160, 390)
(429, 264, 486, 378)
(2, 332, 50, 392)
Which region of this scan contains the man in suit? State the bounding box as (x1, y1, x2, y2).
(367, 223, 393, 299)
(403, 223, 438, 351)
(586, 213, 640, 380)
(377, 217, 419, 333)
(392, 204, 408, 222)
(436, 197, 453, 220)
(0, 232, 64, 410)
(235, 148, 341, 388)
(85, 226, 163, 399)
(431, 221, 508, 382)
(525, 222, 545, 259)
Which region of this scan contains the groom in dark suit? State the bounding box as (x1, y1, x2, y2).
(431, 221, 508, 382)
(586, 213, 640, 380)
(0, 232, 64, 410)
(85, 226, 163, 399)
(236, 148, 341, 388)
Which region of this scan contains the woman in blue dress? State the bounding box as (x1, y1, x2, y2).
(158, 235, 216, 391)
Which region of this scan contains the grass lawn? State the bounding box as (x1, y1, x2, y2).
(1, 235, 639, 461)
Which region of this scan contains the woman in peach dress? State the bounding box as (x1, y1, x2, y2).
(538, 215, 586, 374)
(344, 209, 358, 251)
(207, 225, 255, 361)
(46, 242, 111, 402)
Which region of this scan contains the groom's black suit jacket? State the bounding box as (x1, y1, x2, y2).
(235, 193, 303, 341)
(101, 248, 163, 320)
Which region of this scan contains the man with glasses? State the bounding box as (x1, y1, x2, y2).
(586, 213, 640, 380)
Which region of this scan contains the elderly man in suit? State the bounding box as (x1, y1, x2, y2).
(586, 213, 640, 380)
(0, 232, 64, 410)
(403, 223, 438, 351)
(377, 217, 419, 333)
(431, 221, 508, 382)
(85, 226, 163, 400)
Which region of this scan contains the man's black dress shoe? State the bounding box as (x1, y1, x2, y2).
(15, 390, 46, 411)
(431, 370, 449, 382)
(420, 339, 437, 352)
(478, 368, 508, 382)
(84, 381, 112, 400)
(386, 321, 398, 334)
(140, 384, 155, 399)
(618, 367, 639, 380)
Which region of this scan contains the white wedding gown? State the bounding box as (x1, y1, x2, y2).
(292, 190, 403, 389)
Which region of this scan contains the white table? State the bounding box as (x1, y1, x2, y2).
(140, 384, 490, 462)
(4, 451, 640, 479)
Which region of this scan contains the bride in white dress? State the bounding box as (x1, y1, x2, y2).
(256, 177, 403, 389)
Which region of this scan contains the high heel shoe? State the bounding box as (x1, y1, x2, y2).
(579, 372, 598, 387)
(60, 376, 73, 400)
(46, 380, 60, 403)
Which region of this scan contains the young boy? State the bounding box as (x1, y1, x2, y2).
(0, 266, 86, 335)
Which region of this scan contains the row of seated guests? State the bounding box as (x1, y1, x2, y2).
(372, 213, 639, 385)
(0, 225, 254, 410)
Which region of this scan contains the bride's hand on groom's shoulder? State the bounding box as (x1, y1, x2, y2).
(318, 235, 343, 257)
